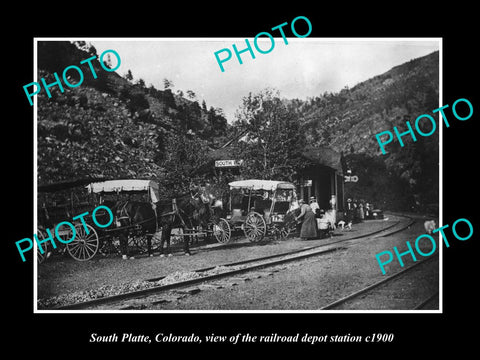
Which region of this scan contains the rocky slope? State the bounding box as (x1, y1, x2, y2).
(294, 51, 440, 210)
(36, 41, 439, 211)
(36, 41, 228, 187)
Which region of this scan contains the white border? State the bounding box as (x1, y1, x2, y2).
(33, 37, 442, 314)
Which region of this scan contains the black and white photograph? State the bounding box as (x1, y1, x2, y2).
(6, 6, 478, 353)
(33, 38, 441, 312)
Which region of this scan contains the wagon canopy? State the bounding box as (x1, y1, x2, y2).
(86, 179, 160, 203)
(228, 179, 296, 191)
(38, 177, 109, 193)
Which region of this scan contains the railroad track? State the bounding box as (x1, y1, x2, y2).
(413, 291, 439, 310)
(154, 213, 412, 256)
(319, 256, 439, 310)
(51, 214, 417, 310)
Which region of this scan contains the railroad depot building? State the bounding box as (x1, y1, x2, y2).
(204, 145, 345, 215)
(299, 145, 344, 214)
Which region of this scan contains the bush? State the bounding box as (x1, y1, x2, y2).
(128, 93, 149, 115)
(79, 94, 88, 108)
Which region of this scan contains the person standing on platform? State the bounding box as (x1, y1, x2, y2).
(358, 201, 365, 221)
(346, 198, 354, 223)
(329, 195, 337, 225)
(353, 199, 359, 222)
(309, 196, 320, 217)
(365, 202, 371, 219)
(295, 199, 318, 240)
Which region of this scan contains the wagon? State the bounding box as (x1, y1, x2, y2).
(37, 178, 164, 263)
(37, 177, 108, 263)
(89, 179, 232, 251)
(86, 179, 162, 256)
(225, 179, 298, 242)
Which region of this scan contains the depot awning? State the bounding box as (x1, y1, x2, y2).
(301, 145, 343, 175)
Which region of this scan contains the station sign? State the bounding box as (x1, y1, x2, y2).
(344, 175, 359, 182)
(215, 159, 243, 168)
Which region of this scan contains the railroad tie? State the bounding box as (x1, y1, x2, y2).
(149, 292, 187, 304)
(174, 286, 202, 295)
(198, 283, 225, 290)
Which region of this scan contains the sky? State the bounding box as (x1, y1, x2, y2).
(89, 38, 440, 123)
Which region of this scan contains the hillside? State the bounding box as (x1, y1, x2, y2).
(37, 42, 439, 211)
(293, 51, 440, 210)
(37, 41, 229, 196)
(295, 51, 438, 152)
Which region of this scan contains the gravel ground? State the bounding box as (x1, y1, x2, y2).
(148, 220, 439, 311)
(36, 213, 439, 310)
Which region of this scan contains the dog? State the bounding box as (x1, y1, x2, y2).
(424, 220, 437, 234)
(337, 220, 352, 230)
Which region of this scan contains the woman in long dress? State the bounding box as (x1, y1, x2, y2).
(295, 199, 318, 239)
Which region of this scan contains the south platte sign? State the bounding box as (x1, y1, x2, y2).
(215, 160, 244, 168)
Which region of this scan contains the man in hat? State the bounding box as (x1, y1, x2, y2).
(346, 198, 354, 223)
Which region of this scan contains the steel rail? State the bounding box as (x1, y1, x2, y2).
(144, 215, 411, 281)
(413, 291, 439, 310)
(56, 246, 345, 310)
(319, 256, 438, 310)
(188, 214, 412, 258)
(52, 213, 415, 310)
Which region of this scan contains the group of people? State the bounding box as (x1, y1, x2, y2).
(295, 196, 377, 239)
(345, 198, 374, 223)
(294, 196, 334, 240)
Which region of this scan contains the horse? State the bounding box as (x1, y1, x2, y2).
(101, 199, 157, 258)
(155, 190, 214, 256)
(110, 188, 215, 258)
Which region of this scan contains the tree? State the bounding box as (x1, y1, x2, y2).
(205, 106, 227, 139)
(73, 41, 97, 56)
(186, 90, 196, 100)
(103, 53, 113, 69)
(136, 78, 146, 88)
(156, 131, 210, 197)
(126, 92, 149, 115)
(125, 69, 133, 82)
(162, 88, 176, 111)
(163, 78, 174, 90)
(233, 88, 305, 181)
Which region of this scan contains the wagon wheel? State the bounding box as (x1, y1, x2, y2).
(243, 212, 266, 242)
(66, 223, 99, 261)
(98, 232, 119, 256)
(213, 218, 231, 244)
(36, 229, 49, 264)
(277, 225, 291, 241)
(128, 232, 149, 254)
(130, 232, 159, 254)
(150, 231, 163, 253)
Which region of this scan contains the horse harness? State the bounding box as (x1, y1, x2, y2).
(115, 200, 131, 227)
(157, 190, 209, 228)
(115, 200, 157, 230)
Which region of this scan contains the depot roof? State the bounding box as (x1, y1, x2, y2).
(206, 145, 343, 174)
(301, 145, 343, 174)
